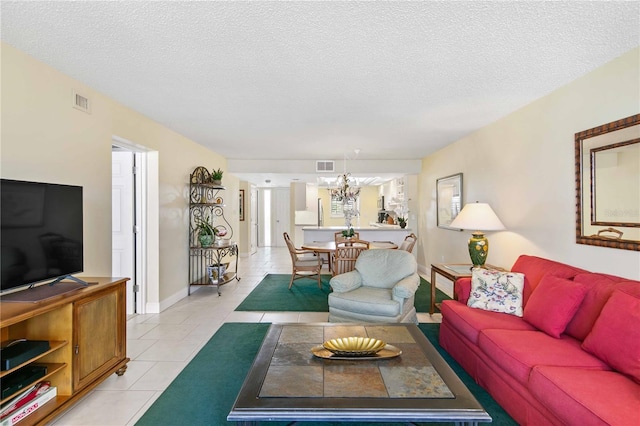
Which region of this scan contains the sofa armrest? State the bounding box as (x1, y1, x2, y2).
(330, 271, 362, 293)
(393, 273, 420, 299)
(456, 277, 472, 304)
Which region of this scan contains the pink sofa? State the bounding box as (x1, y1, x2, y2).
(439, 255, 640, 425)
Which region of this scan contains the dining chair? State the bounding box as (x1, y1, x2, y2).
(398, 233, 417, 253)
(334, 230, 360, 245)
(312, 241, 332, 272)
(331, 240, 369, 276)
(283, 232, 322, 289)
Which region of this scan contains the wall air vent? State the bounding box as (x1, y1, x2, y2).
(316, 160, 335, 172)
(72, 90, 91, 114)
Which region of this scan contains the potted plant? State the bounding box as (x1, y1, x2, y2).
(341, 227, 355, 238)
(196, 217, 218, 247)
(211, 168, 224, 185)
(397, 217, 407, 229)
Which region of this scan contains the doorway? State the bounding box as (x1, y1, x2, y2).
(111, 137, 158, 315)
(250, 186, 258, 254)
(258, 187, 290, 247)
(112, 148, 137, 313)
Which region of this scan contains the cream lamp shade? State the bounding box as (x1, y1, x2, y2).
(450, 202, 505, 267)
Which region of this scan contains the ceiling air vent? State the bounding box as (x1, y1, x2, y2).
(316, 160, 335, 173)
(72, 90, 91, 114)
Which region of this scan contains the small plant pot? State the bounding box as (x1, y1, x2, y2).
(199, 234, 214, 247)
(207, 263, 229, 280)
(212, 179, 222, 186)
(400, 223, 407, 229)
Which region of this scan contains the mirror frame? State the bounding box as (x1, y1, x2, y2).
(575, 114, 640, 251)
(436, 173, 463, 230)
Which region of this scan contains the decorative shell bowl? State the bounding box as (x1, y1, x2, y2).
(322, 337, 386, 356)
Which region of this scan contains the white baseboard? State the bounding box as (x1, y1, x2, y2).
(145, 286, 189, 313)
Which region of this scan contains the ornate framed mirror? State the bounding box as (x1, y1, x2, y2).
(575, 114, 640, 251)
(436, 173, 463, 230)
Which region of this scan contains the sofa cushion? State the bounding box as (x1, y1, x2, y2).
(530, 366, 640, 426)
(478, 329, 610, 386)
(618, 280, 640, 297)
(565, 273, 628, 340)
(510, 255, 585, 305)
(467, 269, 525, 316)
(440, 300, 535, 345)
(328, 286, 400, 317)
(523, 275, 587, 338)
(582, 288, 640, 384)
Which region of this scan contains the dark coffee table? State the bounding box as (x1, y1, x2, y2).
(228, 323, 491, 425)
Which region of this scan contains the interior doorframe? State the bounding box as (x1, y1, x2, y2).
(112, 135, 159, 315)
(273, 188, 290, 247)
(257, 187, 290, 247)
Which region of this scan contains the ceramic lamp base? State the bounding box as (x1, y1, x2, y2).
(468, 231, 489, 268)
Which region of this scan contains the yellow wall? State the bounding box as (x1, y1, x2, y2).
(318, 185, 379, 227)
(3, 39, 638, 311)
(418, 47, 640, 279)
(1, 42, 238, 309)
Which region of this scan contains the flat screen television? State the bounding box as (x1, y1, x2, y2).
(1, 179, 84, 292)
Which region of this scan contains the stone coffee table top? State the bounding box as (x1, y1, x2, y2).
(260, 324, 453, 399)
(228, 323, 491, 425)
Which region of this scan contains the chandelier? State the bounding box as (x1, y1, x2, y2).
(330, 173, 361, 202)
(331, 173, 361, 228)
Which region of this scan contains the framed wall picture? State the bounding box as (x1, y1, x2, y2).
(239, 189, 245, 221)
(436, 173, 463, 230)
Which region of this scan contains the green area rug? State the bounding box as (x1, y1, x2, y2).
(135, 322, 515, 426)
(235, 274, 450, 312)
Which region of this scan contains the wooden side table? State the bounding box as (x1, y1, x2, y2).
(430, 263, 503, 314)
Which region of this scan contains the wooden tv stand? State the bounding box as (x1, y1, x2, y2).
(1, 277, 129, 425)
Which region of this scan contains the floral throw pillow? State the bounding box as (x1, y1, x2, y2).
(467, 269, 525, 316)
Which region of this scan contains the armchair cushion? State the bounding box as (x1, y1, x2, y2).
(355, 249, 417, 289)
(329, 287, 399, 317)
(393, 274, 420, 299)
(330, 270, 362, 293)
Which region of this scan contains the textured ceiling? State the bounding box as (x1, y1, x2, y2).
(1, 1, 639, 186)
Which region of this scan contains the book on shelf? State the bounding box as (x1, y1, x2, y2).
(0, 381, 56, 426)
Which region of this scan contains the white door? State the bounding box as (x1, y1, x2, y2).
(273, 188, 290, 247)
(112, 151, 135, 313)
(250, 186, 258, 254)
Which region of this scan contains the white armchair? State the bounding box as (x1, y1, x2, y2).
(328, 249, 420, 324)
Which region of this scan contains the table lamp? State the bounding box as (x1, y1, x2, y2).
(449, 202, 505, 268)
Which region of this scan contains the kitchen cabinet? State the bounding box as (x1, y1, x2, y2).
(293, 182, 319, 211)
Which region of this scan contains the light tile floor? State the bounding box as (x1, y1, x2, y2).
(52, 246, 443, 425)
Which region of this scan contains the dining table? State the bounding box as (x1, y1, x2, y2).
(301, 240, 398, 272)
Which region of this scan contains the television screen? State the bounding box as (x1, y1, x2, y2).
(1, 179, 83, 292)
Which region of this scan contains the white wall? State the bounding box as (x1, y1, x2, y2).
(417, 47, 640, 280)
(1, 42, 238, 311)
